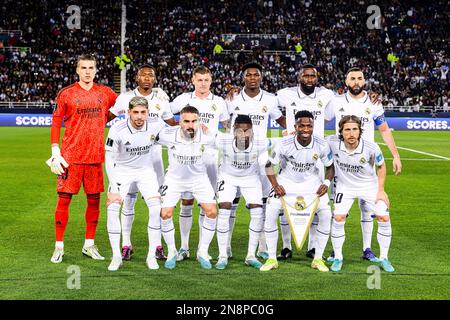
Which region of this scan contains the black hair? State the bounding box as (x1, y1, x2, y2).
(234, 114, 253, 126)
(180, 105, 199, 115)
(294, 110, 314, 121)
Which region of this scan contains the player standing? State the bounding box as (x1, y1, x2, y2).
(215, 115, 273, 270)
(108, 64, 177, 261)
(226, 62, 286, 260)
(326, 116, 394, 272)
(276, 63, 335, 261)
(325, 67, 401, 261)
(170, 66, 230, 261)
(261, 110, 334, 272)
(47, 54, 117, 263)
(105, 97, 166, 271)
(156, 106, 217, 269)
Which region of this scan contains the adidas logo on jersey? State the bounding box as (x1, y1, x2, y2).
(339, 107, 345, 112)
(234, 107, 240, 111)
(291, 102, 296, 106)
(125, 141, 131, 146)
(170, 146, 176, 150)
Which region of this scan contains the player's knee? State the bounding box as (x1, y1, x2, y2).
(202, 205, 217, 218)
(376, 215, 390, 222)
(219, 202, 232, 210)
(160, 208, 174, 220)
(182, 198, 195, 206)
(333, 215, 347, 222)
(144, 197, 161, 208)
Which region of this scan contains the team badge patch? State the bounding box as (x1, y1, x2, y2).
(150, 134, 156, 141)
(211, 104, 217, 111)
(200, 144, 205, 152)
(360, 157, 367, 164)
(317, 100, 323, 108)
(155, 104, 161, 111)
(295, 196, 307, 211)
(261, 106, 268, 113)
(365, 108, 371, 115)
(312, 153, 319, 161)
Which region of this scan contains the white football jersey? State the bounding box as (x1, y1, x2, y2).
(156, 126, 215, 180)
(325, 91, 386, 142)
(215, 133, 272, 177)
(109, 88, 174, 121)
(269, 135, 333, 185)
(170, 92, 229, 136)
(105, 118, 166, 171)
(227, 89, 282, 139)
(277, 86, 334, 137)
(326, 135, 385, 191)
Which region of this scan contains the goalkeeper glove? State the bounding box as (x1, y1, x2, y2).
(152, 88, 170, 101)
(46, 146, 69, 175)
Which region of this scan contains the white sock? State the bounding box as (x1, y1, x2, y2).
(121, 193, 137, 247)
(227, 203, 238, 249)
(161, 217, 176, 254)
(84, 239, 95, 248)
(331, 219, 346, 260)
(257, 203, 268, 252)
(377, 220, 392, 260)
(55, 241, 64, 249)
(314, 209, 331, 260)
(198, 216, 216, 258)
(308, 214, 319, 251)
(179, 204, 193, 250)
(264, 205, 280, 260)
(360, 200, 374, 251)
(248, 207, 263, 258)
(107, 203, 121, 257)
(146, 198, 161, 257)
(279, 213, 292, 250)
(217, 209, 231, 258)
(198, 208, 205, 246)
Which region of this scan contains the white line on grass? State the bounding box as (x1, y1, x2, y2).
(379, 143, 450, 161)
(385, 158, 449, 161)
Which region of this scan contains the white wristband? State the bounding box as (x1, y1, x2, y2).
(323, 179, 331, 187)
(51, 146, 61, 157)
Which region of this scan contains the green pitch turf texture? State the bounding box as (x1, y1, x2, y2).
(0, 127, 449, 300)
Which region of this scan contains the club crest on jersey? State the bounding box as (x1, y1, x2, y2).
(360, 157, 367, 164)
(155, 104, 161, 111)
(317, 100, 323, 108)
(97, 96, 102, 104)
(150, 134, 156, 141)
(365, 108, 371, 115)
(200, 144, 205, 152)
(211, 104, 217, 111)
(261, 106, 268, 113)
(312, 153, 319, 161)
(295, 196, 307, 211)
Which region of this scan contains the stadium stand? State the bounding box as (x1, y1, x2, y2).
(0, 0, 448, 111)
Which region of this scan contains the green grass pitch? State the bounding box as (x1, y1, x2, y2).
(0, 127, 449, 300)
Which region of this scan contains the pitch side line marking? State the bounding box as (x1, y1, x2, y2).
(385, 158, 449, 161)
(379, 143, 450, 161)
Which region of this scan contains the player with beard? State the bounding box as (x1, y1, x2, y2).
(325, 67, 401, 263)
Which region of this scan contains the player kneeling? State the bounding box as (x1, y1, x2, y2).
(105, 97, 166, 271)
(261, 110, 334, 272)
(215, 115, 273, 270)
(326, 115, 394, 273)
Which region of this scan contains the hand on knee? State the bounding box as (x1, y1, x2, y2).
(219, 202, 232, 210)
(376, 215, 390, 222)
(107, 193, 122, 207)
(334, 215, 347, 222)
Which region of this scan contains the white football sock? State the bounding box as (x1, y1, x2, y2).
(217, 209, 231, 258)
(377, 220, 392, 260)
(146, 198, 161, 257)
(161, 217, 176, 254)
(84, 239, 95, 248)
(198, 216, 216, 258)
(264, 205, 279, 260)
(279, 213, 292, 250)
(179, 204, 193, 250)
(121, 193, 137, 247)
(257, 203, 268, 253)
(314, 209, 331, 260)
(107, 203, 121, 257)
(360, 200, 374, 251)
(248, 207, 263, 258)
(331, 219, 346, 260)
(55, 241, 64, 249)
(227, 203, 238, 249)
(198, 208, 206, 245)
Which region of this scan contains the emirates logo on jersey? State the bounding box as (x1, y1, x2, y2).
(365, 107, 371, 115)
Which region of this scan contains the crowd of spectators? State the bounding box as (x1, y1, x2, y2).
(1, 0, 448, 109)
